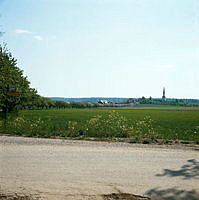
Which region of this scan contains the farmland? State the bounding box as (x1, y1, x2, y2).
(0, 107, 199, 142)
(99, 104, 199, 110)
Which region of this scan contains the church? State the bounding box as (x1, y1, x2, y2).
(162, 87, 166, 101)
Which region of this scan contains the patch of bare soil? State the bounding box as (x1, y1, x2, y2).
(102, 193, 151, 200)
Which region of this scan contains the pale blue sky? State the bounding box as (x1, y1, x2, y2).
(0, 0, 199, 98)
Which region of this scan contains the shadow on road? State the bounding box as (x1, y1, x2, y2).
(102, 193, 151, 200)
(156, 159, 199, 180)
(144, 159, 199, 200)
(145, 188, 199, 200)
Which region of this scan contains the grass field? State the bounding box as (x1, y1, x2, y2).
(100, 104, 199, 110)
(0, 107, 199, 142)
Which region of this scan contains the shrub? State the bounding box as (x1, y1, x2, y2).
(0, 111, 158, 140)
(83, 111, 133, 138)
(128, 116, 157, 139)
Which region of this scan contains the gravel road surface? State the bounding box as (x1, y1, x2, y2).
(0, 136, 199, 200)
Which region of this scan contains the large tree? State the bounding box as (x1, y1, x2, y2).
(0, 45, 37, 115)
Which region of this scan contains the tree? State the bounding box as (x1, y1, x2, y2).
(0, 44, 37, 117)
(139, 96, 146, 104)
(126, 98, 134, 104)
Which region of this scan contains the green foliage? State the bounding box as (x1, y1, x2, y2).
(129, 116, 157, 139)
(80, 111, 133, 138)
(0, 44, 37, 113)
(21, 96, 101, 110)
(0, 111, 134, 138)
(126, 98, 135, 104)
(1, 108, 199, 142)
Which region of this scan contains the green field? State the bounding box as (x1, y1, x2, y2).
(1, 108, 199, 142)
(100, 104, 199, 110)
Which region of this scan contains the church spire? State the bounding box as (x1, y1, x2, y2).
(162, 87, 166, 101)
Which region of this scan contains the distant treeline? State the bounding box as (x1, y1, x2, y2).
(20, 95, 122, 110)
(127, 97, 199, 107)
(50, 97, 199, 104)
(19, 95, 199, 110)
(50, 97, 128, 103)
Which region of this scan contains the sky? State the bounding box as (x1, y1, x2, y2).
(0, 0, 199, 99)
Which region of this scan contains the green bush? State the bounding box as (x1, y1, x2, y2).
(0, 111, 138, 138)
(83, 111, 133, 138)
(1, 109, 198, 142)
(128, 116, 158, 139)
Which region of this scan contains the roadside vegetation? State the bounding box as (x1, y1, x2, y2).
(0, 108, 199, 143)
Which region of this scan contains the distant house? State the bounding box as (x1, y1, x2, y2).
(98, 100, 109, 104)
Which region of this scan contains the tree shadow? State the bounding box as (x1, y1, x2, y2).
(102, 193, 151, 200)
(102, 187, 151, 200)
(156, 159, 199, 180)
(145, 187, 199, 200)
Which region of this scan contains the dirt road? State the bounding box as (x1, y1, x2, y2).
(0, 136, 199, 200)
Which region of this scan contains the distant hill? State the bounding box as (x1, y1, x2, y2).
(49, 97, 128, 103)
(49, 97, 199, 104)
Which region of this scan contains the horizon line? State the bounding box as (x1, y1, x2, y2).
(47, 96, 199, 100)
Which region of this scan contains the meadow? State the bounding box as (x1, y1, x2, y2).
(100, 104, 199, 110)
(0, 107, 199, 143)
